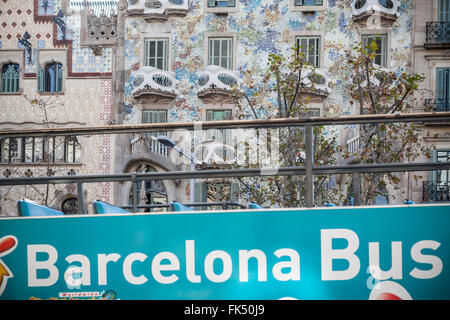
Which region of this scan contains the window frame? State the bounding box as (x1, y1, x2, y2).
(204, 109, 233, 162)
(204, 0, 239, 13)
(143, 38, 169, 71)
(0, 136, 81, 164)
(38, 62, 63, 93)
(362, 34, 388, 67)
(291, 0, 327, 12)
(208, 37, 234, 70)
(1, 62, 20, 93)
(296, 36, 321, 68)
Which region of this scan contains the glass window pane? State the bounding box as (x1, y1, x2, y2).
(55, 137, 65, 162)
(34, 137, 43, 162)
(10, 138, 19, 162)
(149, 41, 155, 59)
(74, 142, 81, 163)
(0, 139, 7, 162)
(24, 138, 33, 163)
(66, 139, 74, 163)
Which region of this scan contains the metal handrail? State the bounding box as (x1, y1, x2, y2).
(119, 201, 247, 210)
(1, 112, 450, 211)
(1, 112, 449, 138)
(1, 162, 449, 186)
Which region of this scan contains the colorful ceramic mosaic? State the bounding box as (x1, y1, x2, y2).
(121, 0, 413, 125)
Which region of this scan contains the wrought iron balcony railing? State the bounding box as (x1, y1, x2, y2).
(423, 181, 450, 202)
(426, 22, 450, 46)
(424, 99, 450, 112)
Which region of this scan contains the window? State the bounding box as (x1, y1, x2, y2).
(0, 138, 19, 163)
(296, 37, 321, 68)
(1, 63, 19, 93)
(203, 109, 232, 162)
(208, 0, 235, 7)
(144, 39, 169, 71)
(142, 110, 168, 153)
(435, 67, 450, 111)
(208, 38, 233, 69)
(61, 198, 78, 215)
(439, 0, 450, 22)
(436, 150, 450, 186)
(65, 137, 81, 163)
(295, 0, 323, 5)
(362, 35, 387, 67)
(194, 181, 240, 210)
(425, 150, 450, 202)
(1, 136, 79, 163)
(129, 165, 167, 212)
(38, 62, 63, 93)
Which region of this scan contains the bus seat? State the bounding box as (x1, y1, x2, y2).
(170, 202, 195, 212)
(17, 199, 64, 217)
(92, 201, 130, 214)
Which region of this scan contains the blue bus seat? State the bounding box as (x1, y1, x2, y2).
(170, 202, 195, 212)
(248, 203, 264, 209)
(17, 199, 64, 217)
(92, 201, 129, 214)
(324, 202, 336, 207)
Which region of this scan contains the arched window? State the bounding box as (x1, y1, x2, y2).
(129, 165, 168, 212)
(1, 63, 20, 93)
(61, 197, 78, 215)
(38, 62, 63, 93)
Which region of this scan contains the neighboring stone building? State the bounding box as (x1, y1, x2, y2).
(410, 0, 450, 204)
(0, 0, 116, 215)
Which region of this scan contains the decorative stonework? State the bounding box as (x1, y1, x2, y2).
(131, 66, 179, 101)
(300, 66, 332, 99)
(351, 0, 401, 28)
(196, 65, 240, 104)
(127, 0, 188, 22)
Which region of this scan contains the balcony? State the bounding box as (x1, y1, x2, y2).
(300, 67, 331, 101)
(127, 0, 189, 22)
(347, 135, 360, 154)
(351, 0, 400, 27)
(130, 133, 168, 157)
(425, 22, 450, 48)
(131, 66, 179, 102)
(342, 135, 360, 164)
(197, 65, 240, 104)
(423, 181, 450, 202)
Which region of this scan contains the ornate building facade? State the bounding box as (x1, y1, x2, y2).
(0, 0, 117, 215)
(1, 0, 447, 215)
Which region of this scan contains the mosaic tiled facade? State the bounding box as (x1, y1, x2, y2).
(120, 0, 413, 125)
(112, 0, 418, 206)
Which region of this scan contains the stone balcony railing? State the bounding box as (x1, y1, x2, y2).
(130, 133, 169, 157)
(346, 135, 360, 155)
(127, 0, 188, 21)
(197, 65, 240, 102)
(131, 66, 179, 100)
(341, 135, 360, 164)
(351, 0, 400, 26)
